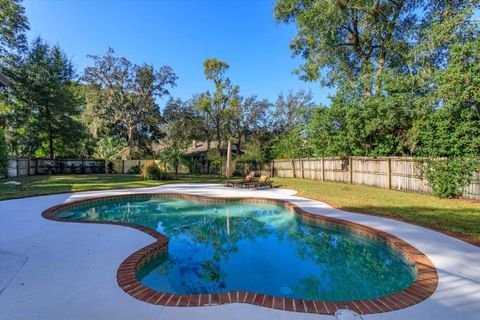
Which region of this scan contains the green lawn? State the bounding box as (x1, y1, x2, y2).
(275, 178, 480, 245)
(0, 174, 226, 201)
(1, 174, 478, 245)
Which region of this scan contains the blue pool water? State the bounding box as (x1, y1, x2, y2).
(57, 196, 416, 301)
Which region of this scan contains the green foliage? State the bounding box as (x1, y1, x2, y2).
(198, 58, 239, 150)
(425, 158, 479, 198)
(94, 137, 127, 160)
(274, 0, 416, 95)
(275, 0, 479, 160)
(161, 145, 189, 175)
(127, 165, 141, 174)
(107, 161, 115, 174)
(271, 126, 312, 159)
(5, 37, 86, 159)
(206, 148, 223, 167)
(82, 48, 177, 158)
(235, 139, 267, 163)
(0, 0, 29, 59)
(141, 163, 171, 180)
(412, 32, 480, 157)
(0, 127, 7, 176)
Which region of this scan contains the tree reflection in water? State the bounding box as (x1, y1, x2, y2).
(65, 197, 415, 300)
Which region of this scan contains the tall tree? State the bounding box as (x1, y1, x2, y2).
(0, 0, 29, 61)
(197, 58, 239, 151)
(0, 0, 29, 174)
(271, 91, 315, 171)
(410, 7, 480, 157)
(228, 95, 271, 153)
(5, 37, 85, 159)
(274, 0, 420, 96)
(163, 97, 207, 149)
(82, 48, 177, 158)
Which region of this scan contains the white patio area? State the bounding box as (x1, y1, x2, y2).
(0, 183, 479, 320)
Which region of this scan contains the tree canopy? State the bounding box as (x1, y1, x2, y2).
(4, 37, 85, 158)
(82, 48, 177, 158)
(0, 0, 478, 171)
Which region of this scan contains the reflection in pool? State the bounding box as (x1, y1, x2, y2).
(58, 196, 416, 301)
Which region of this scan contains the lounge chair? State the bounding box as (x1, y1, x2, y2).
(241, 175, 273, 189)
(226, 171, 255, 187)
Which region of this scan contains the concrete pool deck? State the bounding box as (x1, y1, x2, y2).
(0, 183, 479, 320)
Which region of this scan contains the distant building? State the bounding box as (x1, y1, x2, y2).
(185, 141, 242, 174)
(0, 73, 11, 87)
(185, 141, 241, 157)
(150, 141, 242, 174)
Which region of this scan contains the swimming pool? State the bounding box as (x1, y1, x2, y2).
(53, 195, 417, 303)
(43, 193, 438, 314)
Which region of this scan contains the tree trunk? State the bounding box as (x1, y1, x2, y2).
(206, 139, 211, 174)
(237, 136, 242, 155)
(127, 126, 135, 158)
(375, 49, 385, 95)
(226, 140, 232, 177)
(216, 129, 222, 151)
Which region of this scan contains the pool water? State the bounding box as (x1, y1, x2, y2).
(58, 196, 416, 301)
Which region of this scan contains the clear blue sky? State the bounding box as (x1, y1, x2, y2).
(23, 0, 333, 107)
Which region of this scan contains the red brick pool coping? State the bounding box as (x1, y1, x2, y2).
(41, 193, 438, 315)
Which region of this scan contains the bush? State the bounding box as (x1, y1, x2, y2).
(127, 165, 141, 174)
(107, 161, 116, 173)
(206, 149, 223, 166)
(425, 158, 478, 198)
(141, 163, 172, 180)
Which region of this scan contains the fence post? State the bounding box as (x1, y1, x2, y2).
(122, 160, 125, 174)
(321, 157, 325, 181)
(349, 157, 353, 184)
(301, 158, 305, 179)
(270, 160, 275, 177)
(387, 158, 392, 190)
(16, 158, 19, 177)
(27, 158, 31, 176)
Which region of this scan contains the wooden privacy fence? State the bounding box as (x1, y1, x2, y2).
(5, 158, 190, 178)
(107, 159, 189, 174)
(7, 158, 105, 177)
(226, 157, 480, 200)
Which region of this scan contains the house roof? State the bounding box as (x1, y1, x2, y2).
(185, 141, 240, 156)
(0, 73, 11, 87)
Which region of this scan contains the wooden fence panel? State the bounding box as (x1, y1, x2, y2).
(464, 171, 480, 199)
(390, 158, 431, 193)
(223, 157, 480, 200)
(323, 158, 350, 183)
(352, 157, 389, 188)
(273, 160, 294, 178)
(5, 156, 479, 200)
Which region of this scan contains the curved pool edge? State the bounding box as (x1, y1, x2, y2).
(41, 193, 438, 315)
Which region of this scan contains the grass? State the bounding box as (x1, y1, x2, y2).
(1, 174, 478, 245)
(0, 173, 226, 201)
(274, 177, 480, 245)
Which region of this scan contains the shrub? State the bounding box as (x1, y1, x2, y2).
(141, 163, 172, 180)
(206, 149, 223, 166)
(107, 161, 116, 173)
(127, 165, 141, 174)
(425, 158, 478, 198)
